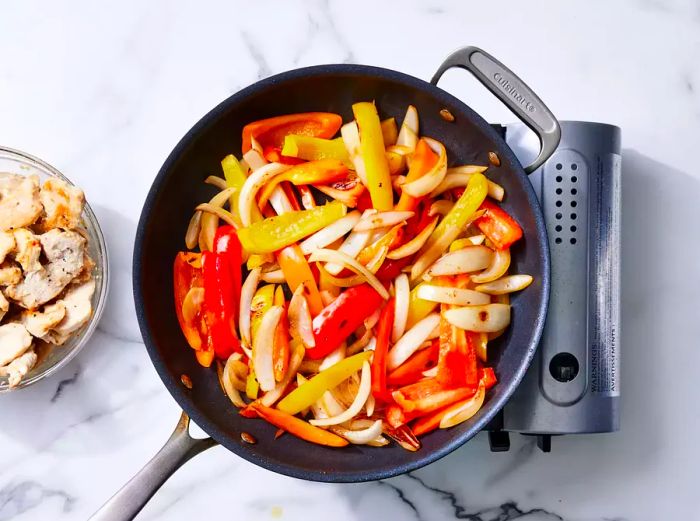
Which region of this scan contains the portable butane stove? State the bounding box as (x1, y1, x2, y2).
(485, 121, 621, 452)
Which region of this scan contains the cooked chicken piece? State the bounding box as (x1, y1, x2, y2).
(36, 178, 85, 231)
(0, 291, 8, 321)
(0, 173, 42, 231)
(5, 229, 85, 309)
(0, 350, 37, 388)
(50, 279, 95, 340)
(0, 262, 22, 286)
(13, 228, 42, 273)
(73, 252, 95, 284)
(21, 301, 66, 338)
(0, 323, 33, 366)
(0, 231, 15, 263)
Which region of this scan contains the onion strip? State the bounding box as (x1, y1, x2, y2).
(387, 313, 440, 370)
(308, 249, 389, 299)
(238, 162, 292, 227)
(470, 248, 511, 283)
(198, 187, 237, 251)
(396, 105, 419, 151)
(354, 211, 414, 232)
(426, 246, 494, 277)
(260, 269, 285, 283)
(416, 284, 491, 306)
(440, 382, 486, 428)
(288, 285, 316, 348)
(195, 203, 240, 228)
(253, 306, 284, 392)
(444, 304, 511, 333)
(428, 200, 454, 216)
(223, 354, 247, 407)
(260, 342, 305, 407)
(204, 175, 228, 190)
(329, 419, 383, 445)
(310, 361, 371, 426)
(239, 267, 262, 347)
(185, 211, 202, 250)
(431, 170, 503, 201)
(392, 274, 410, 343)
(474, 274, 533, 295)
(387, 216, 438, 260)
(299, 210, 361, 255)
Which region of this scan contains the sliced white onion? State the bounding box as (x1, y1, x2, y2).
(308, 249, 389, 299)
(238, 162, 292, 227)
(429, 200, 454, 217)
(341, 121, 368, 185)
(185, 211, 202, 250)
(387, 313, 440, 370)
(242, 147, 267, 171)
(353, 211, 414, 232)
(475, 332, 488, 363)
(310, 361, 371, 426)
(400, 138, 448, 197)
(466, 234, 486, 246)
(319, 342, 346, 371)
(320, 390, 346, 417)
(329, 419, 383, 445)
(223, 353, 247, 407)
(365, 393, 376, 417)
(444, 304, 511, 333)
(260, 269, 285, 283)
(427, 246, 494, 277)
(299, 210, 361, 255)
(440, 381, 486, 428)
(387, 216, 438, 260)
(239, 267, 262, 347)
(346, 329, 373, 356)
(392, 274, 410, 343)
(416, 284, 491, 306)
(475, 274, 533, 295)
(446, 165, 489, 175)
(396, 105, 419, 151)
(392, 175, 407, 191)
(204, 175, 228, 190)
(471, 248, 511, 283)
(253, 306, 284, 392)
(260, 342, 305, 407)
(364, 306, 382, 330)
(386, 145, 413, 156)
(288, 285, 315, 348)
(325, 211, 374, 275)
(198, 187, 237, 251)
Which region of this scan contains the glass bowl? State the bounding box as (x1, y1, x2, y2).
(0, 146, 109, 392)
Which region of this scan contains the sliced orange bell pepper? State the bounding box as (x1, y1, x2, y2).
(387, 339, 440, 387)
(392, 378, 474, 415)
(273, 286, 291, 382)
(257, 159, 348, 210)
(437, 306, 479, 391)
(355, 224, 403, 266)
(250, 403, 349, 447)
(353, 102, 393, 211)
(195, 349, 215, 367)
(262, 145, 306, 165)
(277, 244, 324, 316)
(242, 112, 343, 154)
(396, 138, 438, 211)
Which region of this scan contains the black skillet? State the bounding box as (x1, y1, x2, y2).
(90, 46, 559, 521)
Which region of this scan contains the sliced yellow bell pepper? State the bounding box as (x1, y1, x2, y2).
(277, 351, 372, 414)
(281, 135, 350, 164)
(246, 252, 274, 270)
(449, 238, 474, 252)
(406, 282, 438, 329)
(237, 201, 346, 254)
(246, 368, 260, 400)
(251, 284, 275, 341)
(353, 102, 393, 211)
(222, 154, 262, 222)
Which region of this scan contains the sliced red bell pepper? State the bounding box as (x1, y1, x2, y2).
(371, 298, 395, 400)
(173, 252, 207, 351)
(356, 189, 373, 212)
(375, 256, 412, 282)
(436, 306, 478, 391)
(392, 378, 474, 415)
(475, 199, 523, 250)
(307, 283, 384, 360)
(387, 339, 440, 387)
(213, 226, 242, 326)
(386, 403, 418, 428)
(242, 112, 343, 154)
(479, 366, 498, 390)
(202, 250, 241, 360)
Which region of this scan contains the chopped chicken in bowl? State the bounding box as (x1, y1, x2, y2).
(0, 147, 107, 391)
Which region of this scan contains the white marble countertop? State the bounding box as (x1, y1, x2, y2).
(1, 1, 699, 520)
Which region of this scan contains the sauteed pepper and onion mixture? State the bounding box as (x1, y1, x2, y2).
(173, 103, 532, 450)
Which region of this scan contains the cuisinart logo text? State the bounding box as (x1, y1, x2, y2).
(493, 73, 536, 112)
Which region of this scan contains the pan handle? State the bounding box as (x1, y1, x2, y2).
(431, 46, 561, 173)
(88, 412, 217, 521)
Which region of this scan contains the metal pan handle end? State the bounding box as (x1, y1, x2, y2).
(89, 412, 217, 521)
(431, 46, 561, 173)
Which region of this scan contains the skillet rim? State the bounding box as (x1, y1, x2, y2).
(133, 63, 550, 482)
